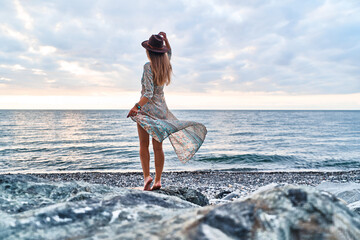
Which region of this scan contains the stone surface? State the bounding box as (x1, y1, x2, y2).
(222, 191, 242, 201)
(154, 186, 209, 206)
(0, 174, 198, 240)
(1, 174, 360, 240)
(316, 181, 360, 215)
(215, 190, 232, 199)
(162, 184, 360, 240)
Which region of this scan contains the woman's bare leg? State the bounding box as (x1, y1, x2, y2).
(151, 138, 164, 190)
(137, 123, 152, 190)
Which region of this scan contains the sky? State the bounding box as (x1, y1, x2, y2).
(0, 0, 359, 109)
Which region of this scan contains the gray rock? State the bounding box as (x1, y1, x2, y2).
(222, 191, 241, 201)
(209, 198, 231, 205)
(0, 174, 198, 240)
(163, 184, 360, 240)
(287, 188, 307, 206)
(1, 175, 360, 240)
(195, 202, 255, 239)
(316, 181, 360, 214)
(215, 190, 232, 199)
(154, 186, 209, 206)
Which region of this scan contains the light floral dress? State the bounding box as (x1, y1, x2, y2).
(130, 50, 207, 163)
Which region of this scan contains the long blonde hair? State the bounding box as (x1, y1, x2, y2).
(146, 50, 172, 86)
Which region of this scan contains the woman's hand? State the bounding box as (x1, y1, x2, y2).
(127, 106, 138, 118)
(159, 32, 167, 40)
(159, 31, 171, 50)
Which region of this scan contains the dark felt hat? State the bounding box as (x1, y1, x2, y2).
(141, 34, 169, 53)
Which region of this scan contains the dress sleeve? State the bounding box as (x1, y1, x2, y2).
(142, 63, 154, 99)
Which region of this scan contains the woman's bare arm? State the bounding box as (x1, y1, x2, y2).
(138, 96, 149, 106)
(127, 96, 149, 118)
(159, 32, 171, 50)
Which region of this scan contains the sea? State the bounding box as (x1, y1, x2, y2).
(0, 110, 359, 173)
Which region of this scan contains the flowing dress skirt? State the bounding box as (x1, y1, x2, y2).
(130, 61, 207, 163)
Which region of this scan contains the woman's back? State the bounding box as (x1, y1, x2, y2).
(141, 62, 165, 98)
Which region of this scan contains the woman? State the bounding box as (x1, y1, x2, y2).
(127, 32, 207, 191)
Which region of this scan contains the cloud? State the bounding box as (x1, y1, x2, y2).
(14, 0, 34, 30)
(0, 0, 359, 100)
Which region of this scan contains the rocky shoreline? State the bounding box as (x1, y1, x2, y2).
(1, 171, 360, 239)
(29, 170, 360, 201)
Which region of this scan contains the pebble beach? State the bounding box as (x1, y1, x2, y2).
(29, 170, 360, 201)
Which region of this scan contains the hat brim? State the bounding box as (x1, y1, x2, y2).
(141, 40, 169, 53)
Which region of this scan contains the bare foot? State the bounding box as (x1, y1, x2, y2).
(143, 176, 153, 191)
(151, 182, 161, 191)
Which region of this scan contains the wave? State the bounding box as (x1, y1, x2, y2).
(194, 154, 360, 170)
(229, 132, 258, 136)
(0, 145, 128, 155)
(310, 159, 360, 168)
(195, 154, 297, 164)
